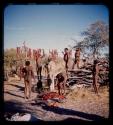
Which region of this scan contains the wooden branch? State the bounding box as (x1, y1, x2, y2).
(68, 69, 92, 73)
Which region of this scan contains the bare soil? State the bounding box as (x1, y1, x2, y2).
(4, 76, 109, 121)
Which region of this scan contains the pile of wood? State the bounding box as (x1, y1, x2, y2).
(98, 59, 109, 86)
(67, 59, 109, 88)
(67, 69, 92, 87)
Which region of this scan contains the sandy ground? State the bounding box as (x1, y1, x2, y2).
(4, 76, 109, 121)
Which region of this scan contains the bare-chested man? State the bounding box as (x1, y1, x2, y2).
(63, 48, 69, 73)
(36, 49, 44, 80)
(72, 48, 81, 69)
(56, 73, 66, 95)
(93, 60, 99, 95)
(22, 61, 35, 100)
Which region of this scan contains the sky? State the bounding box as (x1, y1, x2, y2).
(4, 5, 109, 55)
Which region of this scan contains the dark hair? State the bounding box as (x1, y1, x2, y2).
(94, 60, 98, 64)
(83, 59, 86, 62)
(64, 48, 68, 51)
(76, 48, 80, 51)
(25, 61, 30, 66)
(56, 73, 64, 82)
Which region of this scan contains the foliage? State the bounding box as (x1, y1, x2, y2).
(72, 21, 109, 59)
(4, 48, 25, 69)
(4, 48, 17, 68)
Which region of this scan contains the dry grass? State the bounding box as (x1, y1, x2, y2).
(66, 85, 109, 101)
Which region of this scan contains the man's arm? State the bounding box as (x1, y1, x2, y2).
(30, 66, 35, 80)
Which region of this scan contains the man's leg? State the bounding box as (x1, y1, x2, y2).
(37, 68, 40, 80)
(60, 83, 63, 95)
(93, 84, 98, 94)
(72, 63, 74, 69)
(77, 60, 79, 69)
(72, 61, 76, 69)
(24, 81, 28, 99)
(57, 83, 61, 95)
(95, 80, 99, 94)
(63, 82, 66, 95)
(93, 77, 98, 94)
(28, 81, 32, 99)
(39, 66, 42, 80)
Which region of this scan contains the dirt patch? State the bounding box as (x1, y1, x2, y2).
(4, 77, 109, 121)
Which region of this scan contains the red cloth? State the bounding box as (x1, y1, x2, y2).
(42, 92, 65, 100)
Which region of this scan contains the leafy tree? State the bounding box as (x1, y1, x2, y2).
(72, 21, 109, 59)
(4, 48, 25, 69)
(4, 48, 17, 68)
(81, 21, 109, 59)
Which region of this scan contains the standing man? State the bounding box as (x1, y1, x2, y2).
(93, 60, 99, 95)
(62, 48, 69, 73)
(19, 64, 24, 81)
(36, 49, 44, 80)
(22, 61, 35, 100)
(72, 48, 81, 69)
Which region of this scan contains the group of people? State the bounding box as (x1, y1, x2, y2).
(19, 47, 99, 101)
(63, 47, 81, 71)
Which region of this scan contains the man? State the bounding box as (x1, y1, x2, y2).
(72, 48, 80, 69)
(56, 73, 66, 95)
(93, 60, 99, 95)
(37, 79, 43, 93)
(63, 48, 69, 73)
(36, 49, 44, 80)
(82, 58, 86, 68)
(19, 64, 24, 81)
(22, 61, 35, 100)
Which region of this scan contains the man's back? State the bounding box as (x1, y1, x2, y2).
(23, 66, 34, 81)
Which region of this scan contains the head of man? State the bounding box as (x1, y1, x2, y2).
(94, 59, 99, 65)
(64, 48, 68, 53)
(25, 60, 30, 66)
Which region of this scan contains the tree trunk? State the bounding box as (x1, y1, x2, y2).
(93, 52, 96, 60)
(93, 47, 96, 60)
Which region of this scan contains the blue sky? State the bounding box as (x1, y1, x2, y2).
(4, 5, 109, 55)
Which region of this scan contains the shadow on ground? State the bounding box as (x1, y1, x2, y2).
(5, 91, 24, 98)
(4, 100, 108, 122)
(31, 101, 107, 121)
(5, 83, 24, 91)
(4, 100, 42, 121)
